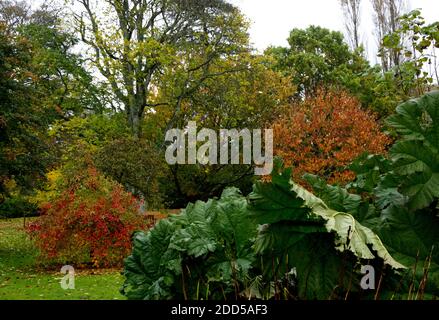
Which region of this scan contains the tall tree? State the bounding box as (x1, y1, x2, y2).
(156, 54, 294, 207)
(74, 0, 249, 138)
(340, 0, 362, 51)
(0, 23, 51, 199)
(265, 26, 354, 98)
(0, 0, 29, 30)
(0, 1, 106, 200)
(0, 0, 105, 116)
(381, 10, 439, 96)
(371, 0, 407, 71)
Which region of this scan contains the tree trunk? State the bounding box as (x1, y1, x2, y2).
(388, 0, 401, 68)
(128, 102, 142, 139)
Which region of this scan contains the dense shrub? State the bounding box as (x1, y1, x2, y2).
(0, 195, 38, 218)
(121, 161, 403, 300)
(27, 167, 148, 267)
(95, 137, 163, 209)
(272, 89, 391, 185)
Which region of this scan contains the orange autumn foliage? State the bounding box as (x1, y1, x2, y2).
(272, 89, 391, 185)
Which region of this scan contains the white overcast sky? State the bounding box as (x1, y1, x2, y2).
(32, 0, 438, 64)
(229, 0, 439, 64)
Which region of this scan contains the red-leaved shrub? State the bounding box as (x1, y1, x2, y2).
(27, 167, 148, 267)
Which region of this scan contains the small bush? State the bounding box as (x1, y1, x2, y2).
(95, 137, 163, 208)
(0, 195, 38, 218)
(27, 167, 148, 267)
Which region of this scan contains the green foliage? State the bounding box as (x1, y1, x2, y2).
(121, 187, 257, 300)
(264, 16, 438, 118)
(0, 194, 38, 218)
(387, 91, 439, 211)
(249, 162, 404, 299)
(17, 21, 106, 115)
(0, 3, 106, 206)
(49, 113, 130, 149)
(353, 9, 439, 118)
(156, 53, 294, 208)
(304, 173, 363, 215)
(265, 25, 354, 98)
(375, 92, 439, 296)
(45, 114, 164, 208)
(381, 10, 438, 97)
(2, 0, 439, 302)
(346, 65, 410, 117)
(347, 154, 393, 194)
(95, 137, 163, 208)
(311, 91, 439, 297)
(76, 0, 251, 137)
(162, 164, 255, 209)
(122, 160, 403, 300)
(0, 23, 53, 198)
(304, 164, 439, 298)
(347, 93, 439, 212)
(371, 205, 439, 298)
(123, 91, 439, 300)
(183, 54, 294, 129)
(264, 26, 394, 117)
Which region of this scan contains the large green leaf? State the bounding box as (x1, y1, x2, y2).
(121, 187, 257, 300)
(371, 205, 439, 296)
(249, 167, 315, 225)
(169, 200, 217, 257)
(348, 154, 393, 194)
(389, 139, 439, 212)
(122, 158, 411, 300)
(304, 172, 378, 224)
(386, 91, 439, 210)
(121, 220, 180, 300)
(248, 165, 405, 299)
(387, 91, 439, 149)
(291, 182, 404, 268)
(374, 173, 408, 211)
(337, 92, 439, 298)
(304, 173, 362, 214)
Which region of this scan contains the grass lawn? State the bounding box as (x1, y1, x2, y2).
(0, 218, 126, 300)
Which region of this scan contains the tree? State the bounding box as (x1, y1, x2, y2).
(340, 0, 362, 50)
(371, 0, 407, 71)
(0, 0, 29, 31)
(154, 54, 295, 208)
(0, 0, 107, 116)
(0, 23, 51, 200)
(0, 1, 106, 202)
(342, 91, 439, 297)
(178, 54, 294, 129)
(381, 10, 438, 96)
(20, 22, 107, 116)
(264, 25, 408, 118)
(265, 26, 353, 98)
(342, 8, 439, 118)
(95, 137, 163, 208)
(272, 89, 391, 185)
(75, 0, 249, 138)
